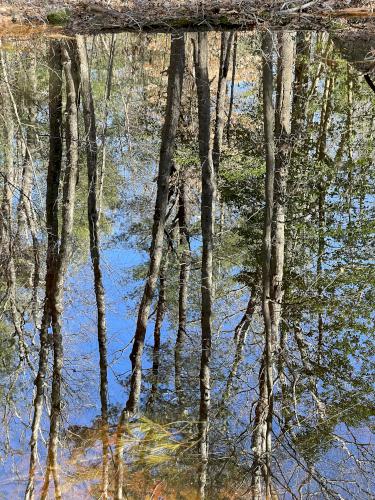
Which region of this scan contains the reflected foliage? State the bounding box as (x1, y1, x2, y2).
(0, 30, 374, 499)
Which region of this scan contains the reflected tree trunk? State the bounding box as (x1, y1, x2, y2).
(75, 34, 110, 500)
(98, 34, 116, 220)
(250, 32, 275, 499)
(251, 31, 295, 499)
(113, 33, 185, 500)
(304, 36, 331, 146)
(17, 54, 36, 238)
(312, 69, 334, 421)
(1, 50, 38, 373)
(291, 32, 310, 138)
(0, 54, 31, 369)
(147, 251, 168, 412)
(213, 32, 233, 240)
(16, 55, 40, 321)
(0, 56, 19, 354)
(292, 323, 326, 417)
(193, 31, 215, 500)
(25, 42, 63, 500)
(316, 70, 334, 368)
(226, 32, 238, 145)
(268, 32, 295, 490)
(0, 63, 13, 256)
(41, 42, 79, 500)
(221, 284, 257, 406)
(213, 32, 233, 175)
(1, 51, 41, 327)
(174, 168, 191, 407)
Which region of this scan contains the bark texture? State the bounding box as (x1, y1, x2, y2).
(271, 31, 295, 368)
(76, 34, 110, 499)
(193, 31, 215, 500)
(41, 41, 79, 500)
(25, 42, 63, 500)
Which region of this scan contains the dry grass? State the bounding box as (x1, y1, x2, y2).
(0, 22, 68, 41)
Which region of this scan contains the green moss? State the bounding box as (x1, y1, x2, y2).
(169, 18, 190, 28)
(218, 15, 231, 25)
(47, 9, 71, 26)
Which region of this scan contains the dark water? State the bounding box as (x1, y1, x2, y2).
(0, 31, 374, 499)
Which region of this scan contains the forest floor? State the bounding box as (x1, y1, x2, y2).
(0, 0, 375, 36)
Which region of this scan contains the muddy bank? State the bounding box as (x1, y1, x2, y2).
(1, 1, 375, 35)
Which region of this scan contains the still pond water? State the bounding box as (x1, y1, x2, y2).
(0, 30, 374, 499)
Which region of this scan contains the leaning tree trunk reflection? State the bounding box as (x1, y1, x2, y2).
(113, 33, 185, 500)
(75, 34, 110, 500)
(193, 31, 215, 500)
(221, 282, 258, 407)
(41, 41, 79, 500)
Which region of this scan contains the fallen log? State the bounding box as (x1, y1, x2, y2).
(0, 0, 374, 35)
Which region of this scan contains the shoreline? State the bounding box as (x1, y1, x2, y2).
(0, 1, 374, 36)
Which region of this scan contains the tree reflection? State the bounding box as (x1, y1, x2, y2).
(0, 30, 373, 499)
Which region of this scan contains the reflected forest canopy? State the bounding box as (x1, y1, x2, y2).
(0, 28, 374, 500)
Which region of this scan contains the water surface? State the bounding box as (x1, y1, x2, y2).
(0, 31, 374, 499)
